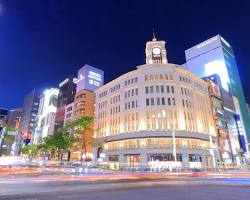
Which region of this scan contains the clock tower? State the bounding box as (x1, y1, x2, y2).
(145, 33, 167, 64)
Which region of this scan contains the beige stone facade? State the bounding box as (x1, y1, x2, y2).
(94, 37, 219, 170)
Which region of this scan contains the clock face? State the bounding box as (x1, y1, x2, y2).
(152, 47, 161, 55)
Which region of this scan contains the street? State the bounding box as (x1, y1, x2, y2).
(1, 172, 250, 200)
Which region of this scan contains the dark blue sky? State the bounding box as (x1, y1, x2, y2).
(1, 0, 250, 108)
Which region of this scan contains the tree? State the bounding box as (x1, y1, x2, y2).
(20, 144, 40, 160)
(50, 128, 73, 161)
(3, 134, 15, 154)
(64, 116, 94, 163)
(1, 126, 17, 155)
(40, 128, 73, 161)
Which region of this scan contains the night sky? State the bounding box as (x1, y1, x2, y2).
(1, 0, 250, 109)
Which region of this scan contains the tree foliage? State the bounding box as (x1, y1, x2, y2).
(64, 116, 94, 162)
(19, 116, 94, 162)
(3, 134, 15, 153)
(39, 128, 73, 160)
(20, 144, 40, 156)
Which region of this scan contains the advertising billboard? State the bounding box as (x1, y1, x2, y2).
(235, 114, 247, 152)
(75, 64, 104, 92)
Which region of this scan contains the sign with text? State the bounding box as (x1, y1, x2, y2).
(75, 65, 104, 92)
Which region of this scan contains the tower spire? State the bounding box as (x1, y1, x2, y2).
(152, 28, 157, 41)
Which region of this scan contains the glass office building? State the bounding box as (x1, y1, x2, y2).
(185, 35, 250, 152)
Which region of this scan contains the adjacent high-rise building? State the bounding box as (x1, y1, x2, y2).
(0, 108, 8, 148)
(0, 108, 8, 128)
(6, 108, 23, 154)
(54, 76, 76, 130)
(7, 108, 22, 129)
(94, 36, 218, 170)
(204, 74, 242, 164)
(20, 90, 40, 145)
(33, 88, 59, 144)
(68, 64, 104, 161)
(185, 35, 250, 155)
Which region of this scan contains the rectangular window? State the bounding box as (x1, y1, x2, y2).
(172, 98, 176, 106)
(145, 87, 149, 94)
(167, 86, 170, 93)
(67, 106, 72, 112)
(171, 86, 174, 93)
(161, 85, 164, 93)
(132, 89, 134, 96)
(132, 101, 135, 108)
(156, 86, 160, 93)
(135, 88, 138, 95)
(151, 98, 154, 106)
(168, 98, 171, 105)
(161, 98, 165, 105)
(150, 86, 154, 93)
(182, 99, 185, 107)
(157, 98, 160, 105)
(146, 98, 149, 106)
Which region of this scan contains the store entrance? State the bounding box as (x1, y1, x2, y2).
(126, 154, 140, 168)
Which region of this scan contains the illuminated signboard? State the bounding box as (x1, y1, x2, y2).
(205, 60, 230, 92)
(75, 64, 104, 92)
(196, 35, 219, 49)
(59, 78, 69, 87)
(235, 114, 247, 152)
(209, 80, 221, 98)
(0, 127, 3, 137)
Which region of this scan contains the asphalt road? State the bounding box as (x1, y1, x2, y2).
(0, 177, 250, 200)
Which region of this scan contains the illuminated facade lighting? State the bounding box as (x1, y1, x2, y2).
(94, 36, 218, 170)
